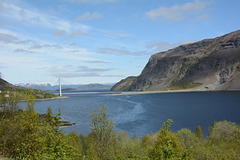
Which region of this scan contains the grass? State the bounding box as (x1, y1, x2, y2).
(170, 81, 202, 90)
(146, 85, 152, 90)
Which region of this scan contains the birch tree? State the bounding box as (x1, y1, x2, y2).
(90, 105, 115, 160)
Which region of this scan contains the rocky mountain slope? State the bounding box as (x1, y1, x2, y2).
(0, 78, 16, 89)
(112, 30, 240, 91)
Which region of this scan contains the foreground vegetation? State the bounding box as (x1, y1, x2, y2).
(0, 90, 239, 159)
(0, 88, 57, 101)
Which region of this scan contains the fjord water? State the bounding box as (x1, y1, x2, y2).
(19, 90, 240, 137)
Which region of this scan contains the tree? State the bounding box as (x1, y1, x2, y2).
(90, 105, 116, 160)
(148, 119, 185, 160)
(0, 90, 79, 159)
(0, 111, 22, 157)
(0, 90, 43, 159)
(138, 135, 154, 159)
(194, 121, 240, 160)
(162, 119, 173, 130)
(79, 134, 88, 158)
(42, 108, 79, 159)
(66, 132, 82, 159)
(177, 128, 196, 148)
(195, 126, 203, 138)
(18, 103, 42, 159)
(0, 90, 19, 120)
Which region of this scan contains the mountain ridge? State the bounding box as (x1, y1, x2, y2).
(0, 78, 16, 90)
(111, 30, 240, 91)
(16, 83, 114, 90)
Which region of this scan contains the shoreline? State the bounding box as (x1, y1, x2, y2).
(35, 96, 68, 101)
(103, 89, 240, 96)
(18, 96, 68, 102)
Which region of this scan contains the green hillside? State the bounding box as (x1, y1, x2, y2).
(0, 78, 57, 101)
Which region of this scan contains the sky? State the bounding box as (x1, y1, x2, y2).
(0, 0, 239, 85)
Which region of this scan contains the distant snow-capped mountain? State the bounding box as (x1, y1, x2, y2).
(15, 83, 56, 90)
(15, 83, 114, 90)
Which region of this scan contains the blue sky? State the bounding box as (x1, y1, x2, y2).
(0, 0, 239, 85)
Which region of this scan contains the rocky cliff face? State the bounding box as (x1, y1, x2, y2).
(111, 30, 240, 91)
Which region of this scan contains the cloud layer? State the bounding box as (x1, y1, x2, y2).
(145, 0, 211, 22)
(74, 12, 103, 21)
(97, 48, 148, 56)
(1, 0, 231, 85)
(63, 0, 117, 4)
(48, 65, 119, 78)
(145, 40, 196, 53)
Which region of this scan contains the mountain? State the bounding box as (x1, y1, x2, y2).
(78, 83, 113, 90)
(0, 78, 16, 90)
(112, 30, 240, 91)
(16, 83, 55, 90)
(16, 83, 114, 90)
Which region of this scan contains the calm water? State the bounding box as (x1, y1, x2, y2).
(19, 90, 240, 137)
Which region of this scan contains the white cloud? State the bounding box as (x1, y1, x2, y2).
(47, 65, 114, 78)
(0, 33, 18, 43)
(84, 60, 109, 64)
(52, 29, 67, 37)
(14, 48, 35, 54)
(1, 2, 68, 31)
(53, 72, 100, 78)
(145, 41, 177, 52)
(59, 72, 117, 78)
(77, 66, 113, 72)
(74, 12, 103, 21)
(30, 44, 62, 49)
(145, 0, 211, 22)
(0, 1, 147, 84)
(102, 74, 123, 77)
(63, 0, 117, 4)
(0, 49, 46, 69)
(1, 1, 90, 32)
(97, 48, 149, 56)
(69, 42, 78, 46)
(0, 28, 111, 83)
(145, 40, 196, 53)
(0, 1, 4, 27)
(65, 30, 85, 39)
(105, 31, 131, 41)
(0, 29, 96, 68)
(0, 0, 92, 45)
